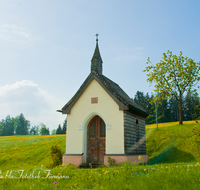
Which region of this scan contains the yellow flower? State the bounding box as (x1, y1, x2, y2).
(197, 162, 199, 165)
(104, 171, 109, 174)
(187, 169, 189, 171)
(58, 173, 61, 176)
(138, 155, 142, 160)
(144, 169, 146, 171)
(99, 174, 101, 176)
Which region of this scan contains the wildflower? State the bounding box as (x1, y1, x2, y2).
(144, 169, 146, 171)
(195, 121, 198, 123)
(58, 173, 61, 176)
(53, 181, 57, 184)
(138, 155, 142, 160)
(104, 171, 109, 174)
(99, 174, 101, 176)
(197, 162, 199, 165)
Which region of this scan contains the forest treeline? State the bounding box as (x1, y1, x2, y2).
(1, 90, 199, 136)
(133, 91, 200, 124)
(0, 113, 67, 136)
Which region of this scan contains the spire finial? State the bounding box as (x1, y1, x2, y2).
(95, 33, 99, 41)
(91, 33, 103, 75)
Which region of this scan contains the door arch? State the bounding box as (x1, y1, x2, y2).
(87, 115, 106, 164)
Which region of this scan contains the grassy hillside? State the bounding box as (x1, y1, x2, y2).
(146, 120, 200, 165)
(0, 135, 66, 171)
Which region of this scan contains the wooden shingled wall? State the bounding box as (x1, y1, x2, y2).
(124, 111, 146, 155)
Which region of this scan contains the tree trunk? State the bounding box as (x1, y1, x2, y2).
(179, 96, 183, 124)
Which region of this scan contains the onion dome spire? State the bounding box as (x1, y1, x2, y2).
(91, 33, 103, 75)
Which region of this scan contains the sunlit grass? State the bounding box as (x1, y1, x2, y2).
(0, 135, 66, 171)
(146, 120, 200, 129)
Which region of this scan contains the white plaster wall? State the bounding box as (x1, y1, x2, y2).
(66, 79, 124, 162)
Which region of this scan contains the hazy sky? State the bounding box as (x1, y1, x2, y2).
(0, 0, 200, 132)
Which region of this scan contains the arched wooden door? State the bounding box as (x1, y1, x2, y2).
(87, 116, 106, 164)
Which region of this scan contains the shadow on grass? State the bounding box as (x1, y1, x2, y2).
(147, 146, 196, 165)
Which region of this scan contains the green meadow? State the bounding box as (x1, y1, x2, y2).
(0, 121, 200, 189)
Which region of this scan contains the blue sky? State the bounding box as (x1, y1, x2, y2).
(0, 0, 200, 132)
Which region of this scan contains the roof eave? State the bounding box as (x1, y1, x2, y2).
(128, 104, 149, 118)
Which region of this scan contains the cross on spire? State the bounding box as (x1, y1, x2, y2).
(91, 33, 103, 75)
(95, 33, 99, 41)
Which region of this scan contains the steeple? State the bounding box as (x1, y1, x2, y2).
(91, 34, 103, 75)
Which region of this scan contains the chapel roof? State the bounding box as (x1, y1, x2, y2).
(58, 35, 149, 117)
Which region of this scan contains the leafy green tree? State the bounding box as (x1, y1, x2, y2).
(30, 125, 39, 135)
(51, 129, 56, 135)
(143, 50, 200, 124)
(39, 123, 49, 135)
(15, 113, 30, 135)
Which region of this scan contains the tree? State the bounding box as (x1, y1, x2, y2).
(56, 124, 62, 134)
(192, 92, 200, 120)
(62, 119, 67, 134)
(5, 115, 15, 136)
(143, 50, 200, 124)
(15, 113, 30, 135)
(0, 120, 5, 136)
(39, 123, 49, 135)
(30, 125, 39, 135)
(51, 129, 56, 135)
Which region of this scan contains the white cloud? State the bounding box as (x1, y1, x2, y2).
(0, 80, 66, 132)
(0, 24, 41, 45)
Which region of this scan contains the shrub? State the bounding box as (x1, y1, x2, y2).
(46, 143, 64, 168)
(108, 157, 116, 166)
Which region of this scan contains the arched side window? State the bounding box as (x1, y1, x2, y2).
(136, 119, 139, 142)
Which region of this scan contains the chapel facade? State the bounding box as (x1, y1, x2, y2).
(58, 36, 149, 167)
